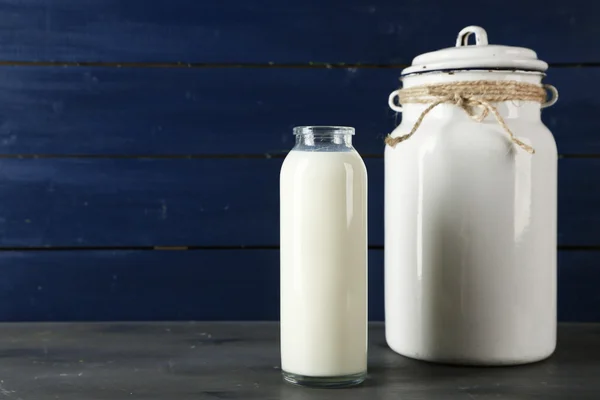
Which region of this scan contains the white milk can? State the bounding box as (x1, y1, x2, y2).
(384, 26, 559, 365)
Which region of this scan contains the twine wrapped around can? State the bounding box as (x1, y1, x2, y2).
(385, 80, 556, 154)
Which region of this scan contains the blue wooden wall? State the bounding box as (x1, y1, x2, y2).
(0, 0, 598, 322)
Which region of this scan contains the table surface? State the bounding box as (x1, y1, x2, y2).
(0, 322, 598, 399)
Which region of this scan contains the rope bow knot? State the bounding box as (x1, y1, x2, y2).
(385, 80, 550, 154)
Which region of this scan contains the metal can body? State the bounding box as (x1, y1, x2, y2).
(385, 65, 558, 365)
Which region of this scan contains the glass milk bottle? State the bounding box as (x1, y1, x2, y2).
(280, 126, 368, 387)
(385, 26, 559, 365)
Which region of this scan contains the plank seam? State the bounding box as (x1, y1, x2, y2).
(0, 61, 597, 69)
(0, 245, 594, 251)
(0, 154, 594, 159)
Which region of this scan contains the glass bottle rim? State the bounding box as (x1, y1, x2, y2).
(293, 126, 355, 136)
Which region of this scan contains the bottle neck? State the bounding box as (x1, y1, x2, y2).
(292, 126, 355, 151)
(294, 133, 353, 151)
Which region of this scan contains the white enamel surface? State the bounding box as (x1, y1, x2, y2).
(402, 26, 548, 75)
(384, 71, 557, 365)
(280, 150, 368, 376)
(455, 26, 489, 47)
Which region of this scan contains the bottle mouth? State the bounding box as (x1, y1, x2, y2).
(293, 126, 355, 136)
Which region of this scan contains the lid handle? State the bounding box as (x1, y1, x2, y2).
(456, 26, 489, 47)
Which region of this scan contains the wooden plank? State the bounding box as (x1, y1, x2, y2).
(0, 249, 285, 321)
(558, 159, 600, 247)
(558, 251, 600, 322)
(0, 158, 594, 247)
(0, 66, 593, 155)
(0, 158, 284, 247)
(0, 249, 595, 321)
(0, 0, 597, 64)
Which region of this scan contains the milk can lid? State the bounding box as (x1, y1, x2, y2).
(401, 26, 548, 76)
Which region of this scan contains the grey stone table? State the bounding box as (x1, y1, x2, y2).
(0, 323, 598, 399)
